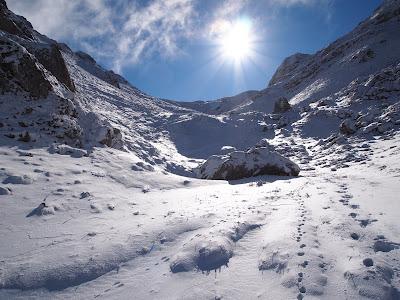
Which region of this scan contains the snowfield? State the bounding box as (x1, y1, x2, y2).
(0, 136, 399, 299)
(1, 0, 400, 299)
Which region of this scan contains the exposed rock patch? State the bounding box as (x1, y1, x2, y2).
(196, 146, 300, 180)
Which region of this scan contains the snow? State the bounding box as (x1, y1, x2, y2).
(0, 136, 400, 298)
(1, 0, 400, 299)
(196, 146, 300, 180)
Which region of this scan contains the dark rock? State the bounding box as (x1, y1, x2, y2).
(100, 127, 122, 148)
(18, 131, 31, 142)
(0, 1, 34, 40)
(75, 51, 127, 89)
(373, 240, 400, 253)
(4, 133, 15, 138)
(363, 258, 374, 267)
(0, 38, 52, 98)
(340, 119, 357, 135)
(273, 97, 291, 113)
(33, 44, 75, 92)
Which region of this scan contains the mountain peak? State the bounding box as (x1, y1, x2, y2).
(268, 52, 311, 87)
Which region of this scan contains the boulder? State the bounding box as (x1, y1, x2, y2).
(196, 146, 300, 180)
(3, 175, 33, 184)
(48, 144, 87, 158)
(273, 97, 291, 113)
(99, 126, 123, 148)
(340, 119, 357, 135)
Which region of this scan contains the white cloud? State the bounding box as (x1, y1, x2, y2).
(7, 0, 333, 72)
(8, 0, 195, 72)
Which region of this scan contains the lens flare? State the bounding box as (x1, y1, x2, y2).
(219, 19, 254, 62)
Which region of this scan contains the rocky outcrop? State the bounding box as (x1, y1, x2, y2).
(0, 1, 75, 93)
(220, 145, 236, 155)
(196, 147, 300, 180)
(268, 53, 311, 87)
(99, 126, 123, 148)
(273, 97, 291, 113)
(75, 51, 128, 89)
(33, 44, 75, 92)
(0, 37, 52, 98)
(0, 0, 34, 40)
(340, 119, 357, 135)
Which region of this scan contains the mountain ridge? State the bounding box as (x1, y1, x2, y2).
(1, 1, 400, 298)
(0, 0, 400, 173)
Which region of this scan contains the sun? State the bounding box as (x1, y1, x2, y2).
(219, 19, 254, 62)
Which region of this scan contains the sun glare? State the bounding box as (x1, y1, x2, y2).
(219, 19, 254, 62)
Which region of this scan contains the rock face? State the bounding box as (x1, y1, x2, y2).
(0, 1, 75, 94)
(196, 147, 300, 180)
(273, 97, 291, 113)
(0, 37, 52, 98)
(99, 126, 123, 148)
(33, 44, 75, 92)
(75, 51, 128, 89)
(0, 0, 34, 40)
(268, 53, 311, 86)
(340, 119, 357, 135)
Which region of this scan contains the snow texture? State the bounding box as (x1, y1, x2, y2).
(0, 0, 400, 299)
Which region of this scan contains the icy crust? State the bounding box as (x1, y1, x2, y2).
(196, 146, 300, 180)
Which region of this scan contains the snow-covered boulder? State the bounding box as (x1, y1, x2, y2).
(195, 147, 300, 180)
(48, 144, 87, 158)
(98, 126, 123, 148)
(2, 174, 33, 184)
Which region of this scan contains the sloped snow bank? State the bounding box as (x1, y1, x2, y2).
(0, 219, 204, 291)
(170, 221, 262, 273)
(195, 146, 300, 180)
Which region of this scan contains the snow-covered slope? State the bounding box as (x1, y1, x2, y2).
(238, 0, 400, 113)
(165, 90, 260, 115)
(1, 0, 400, 299)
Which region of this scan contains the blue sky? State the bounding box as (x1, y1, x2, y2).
(10, 0, 382, 101)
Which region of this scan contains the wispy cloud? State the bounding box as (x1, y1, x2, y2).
(8, 0, 333, 72)
(9, 0, 195, 72)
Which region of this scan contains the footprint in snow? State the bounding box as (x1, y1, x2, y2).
(358, 218, 378, 227)
(373, 240, 400, 253)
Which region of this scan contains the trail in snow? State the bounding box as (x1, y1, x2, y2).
(0, 140, 399, 299)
